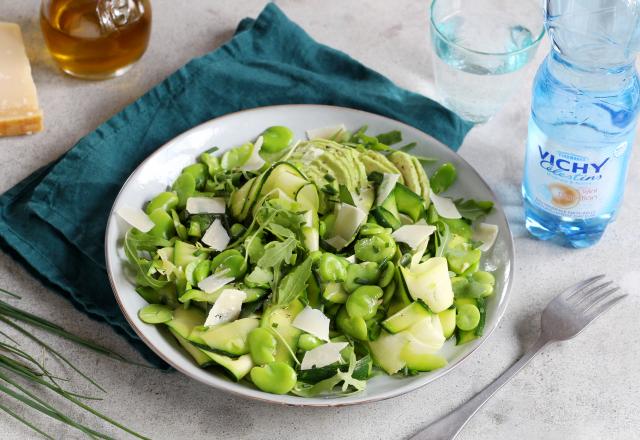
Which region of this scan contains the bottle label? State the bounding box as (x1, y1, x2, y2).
(524, 120, 630, 219)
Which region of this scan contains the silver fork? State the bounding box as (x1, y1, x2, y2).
(409, 274, 627, 440)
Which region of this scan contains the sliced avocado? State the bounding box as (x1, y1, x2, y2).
(340, 147, 367, 189)
(360, 150, 404, 183)
(410, 156, 431, 206)
(317, 156, 352, 189)
(389, 151, 422, 196)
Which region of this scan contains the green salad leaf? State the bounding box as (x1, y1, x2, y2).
(338, 184, 355, 206)
(454, 199, 494, 221)
(123, 230, 172, 290)
(375, 130, 402, 146)
(258, 237, 297, 269)
(275, 256, 312, 306)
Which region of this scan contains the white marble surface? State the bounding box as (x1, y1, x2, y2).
(1, 1, 639, 439)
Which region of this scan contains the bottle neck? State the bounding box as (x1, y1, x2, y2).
(547, 51, 637, 92)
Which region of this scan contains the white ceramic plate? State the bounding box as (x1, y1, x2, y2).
(105, 105, 514, 406)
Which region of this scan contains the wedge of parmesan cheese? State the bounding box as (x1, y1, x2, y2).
(306, 124, 347, 141)
(392, 224, 436, 250)
(473, 223, 499, 252)
(0, 23, 43, 137)
(201, 219, 230, 250)
(204, 289, 246, 327)
(430, 193, 461, 219)
(300, 342, 348, 370)
(116, 206, 154, 232)
(292, 306, 330, 341)
(186, 197, 226, 214)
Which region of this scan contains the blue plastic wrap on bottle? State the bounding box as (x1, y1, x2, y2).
(523, 0, 640, 248)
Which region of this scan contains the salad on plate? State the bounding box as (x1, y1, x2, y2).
(118, 123, 499, 397)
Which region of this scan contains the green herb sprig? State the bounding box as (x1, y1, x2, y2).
(0, 288, 149, 439)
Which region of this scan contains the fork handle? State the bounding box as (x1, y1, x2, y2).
(409, 336, 549, 440)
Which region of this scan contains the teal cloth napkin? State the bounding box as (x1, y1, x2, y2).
(0, 3, 472, 367)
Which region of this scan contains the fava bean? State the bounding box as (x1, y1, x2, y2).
(456, 303, 480, 331)
(358, 223, 387, 237)
(317, 253, 347, 282)
(248, 328, 277, 365)
(148, 209, 176, 239)
(430, 162, 457, 194)
(446, 247, 481, 275)
(138, 304, 172, 324)
(221, 143, 253, 170)
(182, 163, 208, 189)
(336, 307, 368, 340)
(199, 152, 221, 177)
(344, 262, 379, 293)
(467, 281, 493, 298)
(354, 234, 396, 263)
(322, 282, 348, 304)
(346, 285, 383, 320)
(172, 173, 196, 208)
(298, 333, 323, 351)
(260, 126, 294, 154)
(211, 249, 247, 279)
(146, 191, 179, 214)
(193, 259, 211, 283)
(250, 362, 297, 394)
(472, 271, 495, 286)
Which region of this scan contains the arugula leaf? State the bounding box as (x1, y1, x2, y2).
(375, 130, 402, 146)
(338, 184, 355, 206)
(244, 232, 265, 264)
(244, 266, 273, 288)
(266, 223, 295, 240)
(257, 202, 305, 236)
(123, 230, 171, 289)
(350, 125, 390, 151)
(398, 142, 417, 152)
(434, 220, 451, 258)
(258, 237, 297, 269)
(454, 199, 494, 221)
(275, 257, 312, 306)
(350, 125, 368, 141)
(415, 155, 438, 165)
(291, 351, 366, 397)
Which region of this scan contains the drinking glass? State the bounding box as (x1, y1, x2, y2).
(40, 0, 152, 79)
(430, 0, 544, 123)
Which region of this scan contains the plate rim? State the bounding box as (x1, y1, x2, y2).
(104, 104, 515, 407)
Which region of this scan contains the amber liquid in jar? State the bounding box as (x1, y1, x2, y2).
(40, 0, 151, 79)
